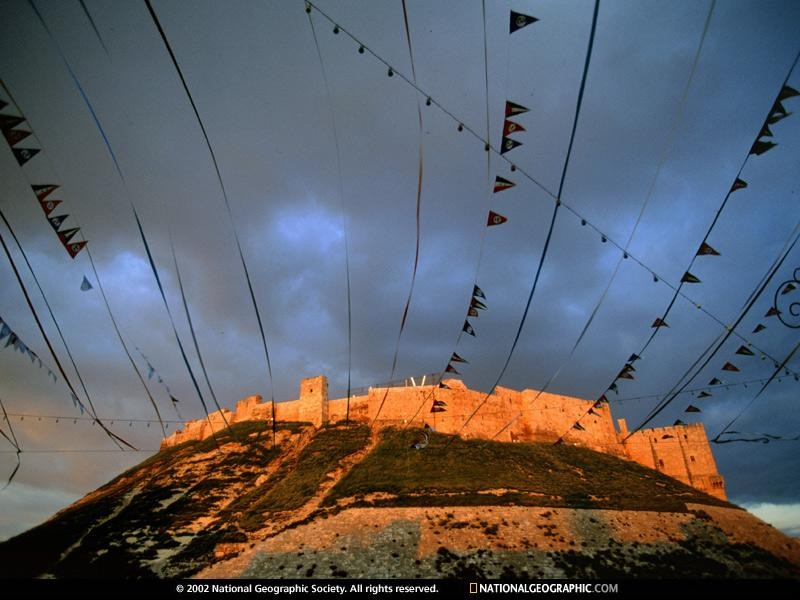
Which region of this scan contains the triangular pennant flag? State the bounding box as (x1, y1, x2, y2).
(588, 408, 598, 416)
(597, 394, 608, 404)
(462, 320, 475, 336)
(767, 110, 791, 125)
(674, 419, 685, 426)
(493, 176, 516, 193)
(438, 382, 450, 389)
(759, 123, 773, 138)
(2, 128, 31, 146)
(0, 323, 10, 341)
(765, 306, 780, 317)
(0, 115, 25, 131)
(5, 332, 18, 348)
(505, 100, 529, 117)
(621, 362, 635, 373)
(445, 363, 460, 375)
(781, 282, 796, 295)
(572, 422, 585, 431)
(608, 383, 618, 394)
(696, 242, 720, 256)
(509, 10, 538, 33)
(778, 85, 799, 102)
(13, 147, 39, 166)
(471, 297, 487, 310)
(708, 378, 722, 385)
(681, 271, 701, 284)
(57, 227, 80, 245)
(502, 119, 526, 137)
(735, 345, 755, 356)
(80, 276, 93, 291)
(730, 178, 747, 193)
(468, 307, 479, 318)
(66, 240, 88, 259)
(487, 210, 508, 226)
(473, 285, 486, 299)
(450, 352, 468, 364)
(617, 369, 635, 380)
(170, 395, 180, 404)
(722, 362, 740, 372)
(39, 198, 62, 216)
(771, 100, 787, 117)
(433, 400, 447, 407)
(628, 353, 640, 363)
(31, 184, 59, 201)
(685, 405, 701, 413)
(750, 140, 776, 155)
(652, 317, 669, 328)
(697, 391, 712, 399)
(48, 214, 68, 231)
(431, 407, 446, 413)
(752, 323, 766, 333)
(500, 136, 522, 154)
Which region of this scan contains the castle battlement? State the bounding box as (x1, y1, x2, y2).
(160, 374, 726, 500)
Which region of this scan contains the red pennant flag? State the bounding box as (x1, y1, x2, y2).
(470, 297, 487, 310)
(487, 210, 508, 226)
(431, 406, 446, 413)
(781, 282, 796, 295)
(503, 119, 526, 137)
(572, 422, 586, 431)
(651, 317, 669, 328)
(505, 101, 529, 117)
(685, 405, 701, 413)
(450, 352, 468, 364)
(445, 363, 460, 375)
(617, 369, 635, 380)
(696, 242, 720, 256)
(2, 128, 31, 146)
(13, 147, 39, 166)
(31, 184, 59, 201)
(721, 362, 740, 372)
(730, 178, 747, 193)
(752, 323, 766, 333)
(597, 395, 608, 404)
(493, 176, 515, 193)
(433, 400, 447, 407)
(735, 345, 755, 356)
(57, 227, 80, 245)
(468, 307, 479, 318)
(65, 240, 88, 259)
(0, 115, 25, 130)
(673, 419, 685, 426)
(765, 306, 780, 317)
(681, 271, 701, 284)
(39, 198, 62, 216)
(500, 136, 522, 154)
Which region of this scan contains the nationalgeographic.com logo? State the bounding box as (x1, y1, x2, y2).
(469, 582, 619, 594)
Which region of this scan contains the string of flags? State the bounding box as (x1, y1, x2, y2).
(0, 84, 88, 259)
(0, 314, 85, 414)
(135, 347, 181, 409)
(2, 411, 182, 429)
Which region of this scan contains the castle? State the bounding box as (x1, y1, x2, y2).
(160, 374, 727, 500)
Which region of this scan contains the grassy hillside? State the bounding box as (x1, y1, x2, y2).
(324, 428, 733, 512)
(0, 423, 741, 579)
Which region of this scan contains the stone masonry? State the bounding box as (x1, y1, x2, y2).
(160, 374, 726, 500)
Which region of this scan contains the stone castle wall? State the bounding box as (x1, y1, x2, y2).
(160, 374, 726, 500)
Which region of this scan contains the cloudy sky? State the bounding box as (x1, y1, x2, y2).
(1, 0, 799, 540)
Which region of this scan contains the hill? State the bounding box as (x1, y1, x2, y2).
(1, 420, 798, 579)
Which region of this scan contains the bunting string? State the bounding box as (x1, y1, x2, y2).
(143, 0, 277, 430)
(30, 0, 225, 445)
(304, 2, 354, 424)
(371, 0, 426, 426)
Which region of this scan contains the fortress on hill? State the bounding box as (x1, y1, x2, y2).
(160, 374, 727, 501)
